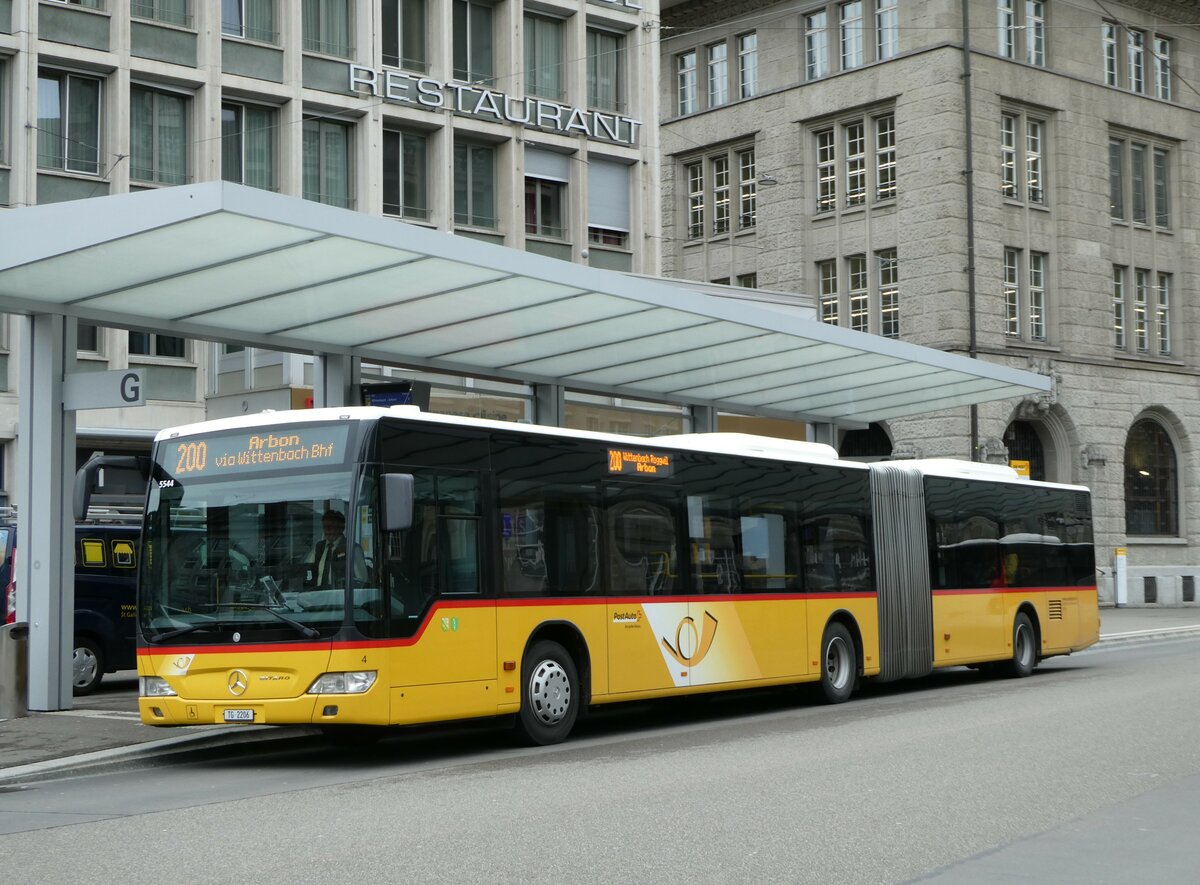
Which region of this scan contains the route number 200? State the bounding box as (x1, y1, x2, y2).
(174, 441, 208, 474)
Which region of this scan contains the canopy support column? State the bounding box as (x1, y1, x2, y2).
(16, 314, 76, 711)
(810, 422, 838, 447)
(534, 384, 564, 427)
(690, 406, 718, 433)
(313, 353, 360, 408)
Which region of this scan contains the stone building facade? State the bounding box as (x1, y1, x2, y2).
(660, 0, 1200, 604)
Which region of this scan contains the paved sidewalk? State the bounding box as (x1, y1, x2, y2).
(1, 606, 1197, 783)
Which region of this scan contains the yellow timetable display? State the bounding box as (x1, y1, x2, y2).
(607, 448, 673, 476)
(158, 425, 350, 478)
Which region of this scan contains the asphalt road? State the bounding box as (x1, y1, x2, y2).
(1, 637, 1198, 884)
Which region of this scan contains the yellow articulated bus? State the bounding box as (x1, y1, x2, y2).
(88, 407, 1097, 745)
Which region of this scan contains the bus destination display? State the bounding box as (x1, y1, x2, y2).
(607, 448, 672, 477)
(160, 425, 351, 479)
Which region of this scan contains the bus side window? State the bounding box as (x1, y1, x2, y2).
(607, 496, 677, 596)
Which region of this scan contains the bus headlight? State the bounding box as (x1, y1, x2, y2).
(140, 676, 177, 697)
(308, 671, 377, 694)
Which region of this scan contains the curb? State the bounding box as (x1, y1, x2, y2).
(1097, 624, 1200, 646)
(0, 724, 316, 786)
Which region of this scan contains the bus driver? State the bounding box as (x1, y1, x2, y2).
(302, 509, 368, 590)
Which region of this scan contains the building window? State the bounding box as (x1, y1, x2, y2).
(708, 43, 729, 108)
(129, 331, 186, 359)
(686, 161, 704, 239)
(302, 117, 352, 208)
(1102, 23, 1118, 86)
(77, 323, 101, 354)
(737, 273, 757, 288)
(878, 248, 898, 338)
(840, 2, 864, 70)
(302, 0, 351, 57)
(130, 85, 189, 185)
(1003, 248, 1047, 342)
(1001, 111, 1044, 204)
(588, 158, 631, 250)
(683, 146, 756, 240)
(738, 148, 756, 229)
(876, 0, 898, 60)
(383, 0, 427, 72)
(1112, 265, 1171, 357)
(37, 70, 102, 175)
(454, 140, 496, 228)
(712, 155, 730, 234)
(1127, 29, 1144, 93)
(1154, 38, 1171, 100)
(998, 1, 1044, 65)
(587, 29, 624, 112)
(820, 251, 899, 335)
(525, 178, 566, 239)
(48, 0, 103, 7)
(525, 14, 564, 102)
(1124, 419, 1177, 536)
(221, 103, 275, 191)
(133, 1, 191, 28)
(221, 0, 275, 42)
(0, 59, 6, 166)
(814, 112, 896, 212)
(738, 33, 758, 98)
(1109, 135, 1170, 229)
(819, 259, 838, 325)
(807, 1, 901, 78)
(383, 127, 428, 220)
(806, 11, 829, 80)
(452, 0, 494, 83)
(677, 50, 697, 115)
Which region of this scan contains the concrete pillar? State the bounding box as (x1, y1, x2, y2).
(16, 314, 77, 711)
(533, 384, 565, 427)
(313, 353, 361, 407)
(690, 406, 719, 433)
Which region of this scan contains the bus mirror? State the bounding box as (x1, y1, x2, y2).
(74, 455, 150, 521)
(382, 473, 415, 532)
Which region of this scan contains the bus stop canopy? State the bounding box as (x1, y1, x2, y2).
(0, 182, 1048, 425)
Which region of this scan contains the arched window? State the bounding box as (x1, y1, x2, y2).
(839, 423, 892, 459)
(1003, 420, 1046, 481)
(1124, 420, 1178, 536)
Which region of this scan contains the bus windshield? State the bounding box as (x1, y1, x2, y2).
(140, 469, 368, 643)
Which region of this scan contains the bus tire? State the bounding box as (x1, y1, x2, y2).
(1005, 612, 1037, 678)
(72, 638, 104, 696)
(819, 622, 856, 704)
(515, 641, 578, 746)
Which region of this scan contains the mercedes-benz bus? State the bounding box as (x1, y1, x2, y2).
(81, 406, 1098, 745)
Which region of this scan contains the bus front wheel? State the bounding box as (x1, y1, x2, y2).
(515, 641, 579, 746)
(819, 622, 857, 704)
(1004, 612, 1037, 678)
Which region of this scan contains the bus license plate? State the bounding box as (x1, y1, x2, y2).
(223, 709, 255, 723)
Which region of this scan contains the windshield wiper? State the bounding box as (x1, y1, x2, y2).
(198, 602, 321, 639)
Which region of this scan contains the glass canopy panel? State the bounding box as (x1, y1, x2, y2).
(80, 238, 421, 318)
(195, 259, 509, 336)
(671, 349, 904, 402)
(568, 331, 785, 386)
(376, 295, 641, 358)
(449, 308, 706, 368)
(790, 368, 948, 411)
(0, 216, 318, 304)
(798, 375, 1000, 419)
(623, 341, 846, 395)
(510, 320, 731, 377)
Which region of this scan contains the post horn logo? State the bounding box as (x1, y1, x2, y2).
(661, 611, 719, 667)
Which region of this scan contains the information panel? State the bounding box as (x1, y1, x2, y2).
(607, 449, 673, 477)
(158, 425, 352, 479)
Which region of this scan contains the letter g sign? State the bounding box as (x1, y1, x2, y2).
(120, 371, 143, 404)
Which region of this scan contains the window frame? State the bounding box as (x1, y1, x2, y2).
(383, 125, 429, 221)
(128, 330, 187, 360)
(132, 1, 193, 29)
(221, 101, 277, 192)
(221, 0, 276, 43)
(1109, 134, 1171, 230)
(129, 82, 190, 186)
(1002, 247, 1048, 344)
(301, 115, 353, 209)
(813, 110, 897, 214)
(1124, 419, 1178, 537)
(1000, 109, 1046, 206)
(383, 0, 428, 72)
(1112, 264, 1173, 358)
(818, 249, 900, 336)
(302, 0, 352, 58)
(453, 138, 497, 230)
(681, 144, 757, 241)
(37, 68, 104, 176)
(587, 27, 625, 113)
(524, 12, 565, 102)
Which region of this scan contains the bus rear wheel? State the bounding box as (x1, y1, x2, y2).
(1004, 612, 1037, 678)
(72, 638, 104, 696)
(819, 622, 856, 704)
(515, 641, 578, 746)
